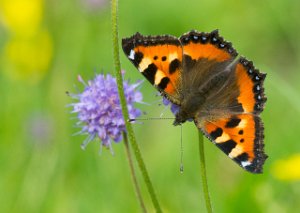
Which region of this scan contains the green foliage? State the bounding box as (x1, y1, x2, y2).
(1, 0, 300, 212)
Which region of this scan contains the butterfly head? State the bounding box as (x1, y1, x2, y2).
(173, 92, 206, 126)
(173, 110, 189, 126)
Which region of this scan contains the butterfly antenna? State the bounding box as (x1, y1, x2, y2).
(128, 117, 174, 122)
(159, 104, 171, 118)
(180, 124, 184, 173)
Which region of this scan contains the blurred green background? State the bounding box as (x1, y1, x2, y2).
(1, 0, 300, 212)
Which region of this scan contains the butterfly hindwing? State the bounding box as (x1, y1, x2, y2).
(200, 114, 266, 173)
(122, 33, 183, 104)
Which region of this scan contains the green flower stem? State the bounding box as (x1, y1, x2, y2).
(122, 132, 147, 213)
(198, 131, 213, 213)
(111, 0, 162, 212)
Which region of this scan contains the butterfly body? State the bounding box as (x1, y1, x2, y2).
(122, 30, 267, 173)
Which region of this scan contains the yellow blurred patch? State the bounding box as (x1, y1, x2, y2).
(271, 154, 300, 181)
(0, 0, 43, 37)
(2, 30, 53, 84)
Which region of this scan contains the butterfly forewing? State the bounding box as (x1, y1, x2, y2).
(179, 30, 238, 93)
(122, 33, 183, 104)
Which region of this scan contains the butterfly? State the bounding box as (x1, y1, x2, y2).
(122, 30, 267, 173)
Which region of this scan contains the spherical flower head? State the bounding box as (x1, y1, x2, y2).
(70, 73, 143, 151)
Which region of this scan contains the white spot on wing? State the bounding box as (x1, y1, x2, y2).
(241, 161, 251, 167)
(128, 50, 135, 60)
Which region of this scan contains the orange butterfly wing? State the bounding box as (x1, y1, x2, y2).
(200, 114, 266, 173)
(122, 33, 183, 104)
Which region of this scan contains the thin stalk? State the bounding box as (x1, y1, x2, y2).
(123, 132, 147, 213)
(111, 0, 162, 212)
(198, 131, 213, 213)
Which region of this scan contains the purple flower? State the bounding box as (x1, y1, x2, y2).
(69, 73, 143, 151)
(162, 97, 193, 122)
(162, 97, 180, 115)
(25, 112, 54, 146)
(81, 0, 108, 11)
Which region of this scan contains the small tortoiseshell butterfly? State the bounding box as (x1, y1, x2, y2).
(122, 30, 267, 173)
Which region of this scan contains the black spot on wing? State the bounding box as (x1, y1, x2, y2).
(210, 128, 223, 140)
(234, 152, 249, 163)
(132, 52, 143, 67)
(122, 37, 134, 56)
(225, 117, 241, 128)
(158, 77, 170, 90)
(169, 59, 181, 74)
(216, 139, 237, 155)
(183, 54, 197, 71)
(143, 63, 157, 85)
(230, 101, 244, 113)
